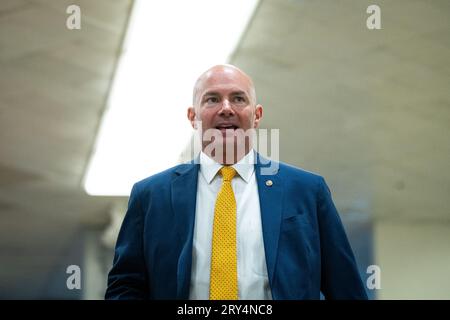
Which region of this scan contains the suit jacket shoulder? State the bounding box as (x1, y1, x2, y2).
(133, 162, 197, 193)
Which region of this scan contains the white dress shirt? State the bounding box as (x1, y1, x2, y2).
(189, 150, 272, 300)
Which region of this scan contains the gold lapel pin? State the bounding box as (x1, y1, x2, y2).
(265, 180, 273, 187)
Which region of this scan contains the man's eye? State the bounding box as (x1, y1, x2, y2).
(234, 96, 246, 103)
(206, 97, 218, 103)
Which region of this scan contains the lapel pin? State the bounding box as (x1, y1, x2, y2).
(265, 180, 273, 187)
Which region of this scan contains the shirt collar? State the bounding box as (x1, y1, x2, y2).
(199, 150, 255, 184)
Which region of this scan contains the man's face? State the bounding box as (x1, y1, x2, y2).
(188, 66, 263, 154)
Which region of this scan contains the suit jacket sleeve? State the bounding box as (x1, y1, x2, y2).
(105, 183, 149, 299)
(317, 177, 368, 299)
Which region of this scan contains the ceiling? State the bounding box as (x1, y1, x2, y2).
(232, 0, 450, 222)
(0, 0, 133, 298)
(0, 0, 449, 298)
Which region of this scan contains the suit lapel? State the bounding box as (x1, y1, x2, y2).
(255, 153, 283, 287)
(171, 162, 199, 299)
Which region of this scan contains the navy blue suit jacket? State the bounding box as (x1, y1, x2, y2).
(106, 154, 368, 299)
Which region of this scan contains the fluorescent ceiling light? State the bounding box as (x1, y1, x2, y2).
(83, 0, 259, 196)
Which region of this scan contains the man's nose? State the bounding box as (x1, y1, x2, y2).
(219, 99, 234, 116)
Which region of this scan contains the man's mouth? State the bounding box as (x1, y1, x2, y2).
(215, 124, 239, 131)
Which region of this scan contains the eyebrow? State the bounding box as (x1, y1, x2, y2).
(202, 91, 219, 98)
(230, 91, 247, 97)
(202, 90, 248, 99)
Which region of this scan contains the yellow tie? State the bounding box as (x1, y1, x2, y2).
(209, 166, 238, 300)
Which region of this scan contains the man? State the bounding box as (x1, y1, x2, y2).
(105, 64, 368, 300)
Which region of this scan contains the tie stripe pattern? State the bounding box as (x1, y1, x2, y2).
(209, 166, 238, 300)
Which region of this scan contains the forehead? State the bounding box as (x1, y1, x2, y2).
(198, 69, 252, 96)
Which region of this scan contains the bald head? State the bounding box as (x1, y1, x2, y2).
(187, 64, 263, 163)
(192, 64, 257, 107)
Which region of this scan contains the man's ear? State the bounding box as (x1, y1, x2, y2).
(187, 107, 197, 129)
(253, 104, 263, 128)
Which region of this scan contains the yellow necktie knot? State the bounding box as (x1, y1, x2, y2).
(220, 166, 236, 182)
